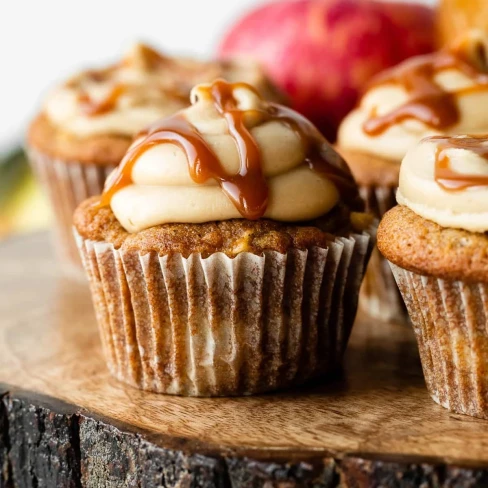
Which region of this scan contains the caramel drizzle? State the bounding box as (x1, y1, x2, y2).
(76, 45, 228, 118)
(79, 82, 190, 117)
(79, 85, 126, 116)
(120, 44, 170, 70)
(100, 79, 360, 218)
(363, 47, 488, 136)
(432, 135, 488, 191)
(77, 45, 180, 117)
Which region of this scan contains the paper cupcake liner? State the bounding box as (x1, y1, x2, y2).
(27, 148, 115, 273)
(359, 184, 406, 321)
(390, 262, 488, 419)
(75, 230, 371, 397)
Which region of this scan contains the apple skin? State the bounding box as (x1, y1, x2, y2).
(218, 0, 434, 140)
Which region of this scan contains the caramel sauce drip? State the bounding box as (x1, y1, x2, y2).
(363, 46, 488, 136)
(432, 135, 488, 190)
(270, 104, 360, 208)
(79, 85, 126, 116)
(121, 44, 170, 70)
(77, 45, 181, 117)
(100, 79, 360, 218)
(79, 82, 188, 117)
(76, 45, 226, 119)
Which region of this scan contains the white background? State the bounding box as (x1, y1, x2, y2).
(0, 0, 436, 151)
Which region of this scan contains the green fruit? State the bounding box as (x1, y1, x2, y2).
(0, 149, 51, 235)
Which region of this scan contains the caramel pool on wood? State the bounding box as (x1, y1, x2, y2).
(99, 79, 360, 218)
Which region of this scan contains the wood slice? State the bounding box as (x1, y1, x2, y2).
(1, 233, 488, 487)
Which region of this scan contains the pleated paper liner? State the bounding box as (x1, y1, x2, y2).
(75, 230, 372, 397)
(27, 149, 115, 274)
(390, 262, 488, 419)
(359, 184, 406, 321)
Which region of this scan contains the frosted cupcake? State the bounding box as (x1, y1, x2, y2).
(337, 30, 488, 319)
(378, 134, 488, 418)
(27, 43, 282, 272)
(74, 79, 373, 397)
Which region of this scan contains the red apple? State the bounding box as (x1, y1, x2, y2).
(218, 0, 435, 140)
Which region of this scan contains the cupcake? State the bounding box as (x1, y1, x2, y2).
(74, 79, 373, 397)
(378, 134, 488, 418)
(336, 30, 488, 320)
(27, 43, 283, 272)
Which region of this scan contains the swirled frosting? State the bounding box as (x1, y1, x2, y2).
(338, 30, 488, 162)
(44, 43, 279, 138)
(102, 80, 358, 233)
(397, 135, 488, 232)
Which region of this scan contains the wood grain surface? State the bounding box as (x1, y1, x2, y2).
(1, 232, 488, 487)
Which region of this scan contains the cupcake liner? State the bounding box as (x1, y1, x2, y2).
(359, 184, 406, 321)
(75, 230, 371, 397)
(27, 148, 115, 273)
(390, 262, 488, 419)
(360, 184, 397, 218)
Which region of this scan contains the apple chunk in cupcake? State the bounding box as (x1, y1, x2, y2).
(378, 134, 488, 418)
(74, 79, 373, 397)
(336, 30, 488, 319)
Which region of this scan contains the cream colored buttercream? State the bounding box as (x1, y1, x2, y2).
(338, 31, 488, 162)
(397, 136, 488, 232)
(44, 43, 277, 138)
(110, 82, 341, 232)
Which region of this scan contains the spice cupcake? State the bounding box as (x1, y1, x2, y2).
(74, 79, 373, 397)
(337, 30, 488, 320)
(27, 43, 283, 272)
(378, 134, 488, 418)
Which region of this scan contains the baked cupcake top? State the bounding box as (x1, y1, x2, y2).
(98, 79, 362, 233)
(338, 30, 488, 162)
(28, 44, 282, 164)
(378, 135, 488, 282)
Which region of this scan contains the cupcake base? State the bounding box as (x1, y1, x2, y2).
(28, 149, 115, 273)
(359, 185, 406, 322)
(76, 230, 371, 397)
(390, 263, 488, 418)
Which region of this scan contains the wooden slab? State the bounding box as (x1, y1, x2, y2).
(1, 232, 488, 487)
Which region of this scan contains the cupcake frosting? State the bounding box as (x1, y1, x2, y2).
(397, 134, 488, 233)
(44, 44, 278, 138)
(338, 30, 488, 162)
(101, 80, 358, 233)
